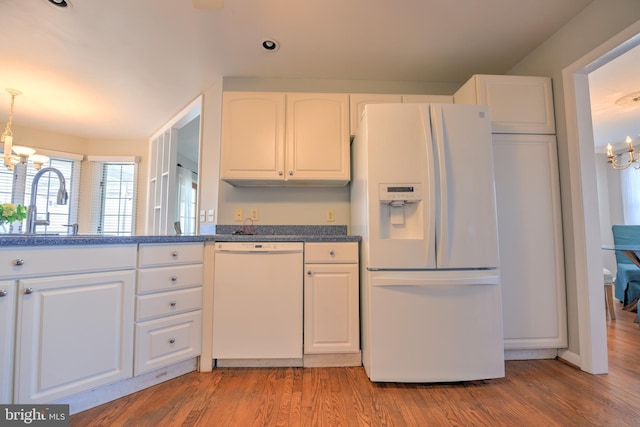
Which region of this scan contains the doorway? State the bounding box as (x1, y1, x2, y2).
(563, 21, 640, 374)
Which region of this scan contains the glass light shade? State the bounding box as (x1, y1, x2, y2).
(30, 154, 49, 170)
(11, 145, 36, 157)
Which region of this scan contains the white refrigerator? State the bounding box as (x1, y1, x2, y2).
(351, 103, 505, 382)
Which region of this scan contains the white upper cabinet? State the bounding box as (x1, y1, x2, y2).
(221, 92, 350, 186)
(349, 94, 401, 136)
(454, 75, 555, 134)
(349, 94, 453, 136)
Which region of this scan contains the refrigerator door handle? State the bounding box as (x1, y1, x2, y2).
(371, 275, 500, 287)
(430, 105, 450, 266)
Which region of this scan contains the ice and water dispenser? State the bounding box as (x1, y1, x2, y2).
(377, 183, 424, 239)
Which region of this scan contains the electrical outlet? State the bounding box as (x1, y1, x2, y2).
(327, 208, 335, 222)
(234, 208, 243, 222)
(199, 210, 206, 222)
(207, 209, 215, 222)
(251, 208, 259, 221)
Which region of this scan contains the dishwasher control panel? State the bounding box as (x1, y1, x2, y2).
(215, 242, 303, 252)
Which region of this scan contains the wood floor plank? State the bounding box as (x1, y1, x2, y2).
(71, 302, 640, 426)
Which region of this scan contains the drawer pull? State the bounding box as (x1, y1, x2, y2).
(172, 251, 179, 258)
(329, 250, 335, 256)
(0, 290, 7, 297)
(13, 258, 25, 266)
(170, 301, 177, 307)
(171, 275, 178, 283)
(24, 288, 34, 295)
(169, 338, 176, 344)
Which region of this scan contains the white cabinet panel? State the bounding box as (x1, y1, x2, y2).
(350, 94, 402, 136)
(15, 271, 135, 404)
(493, 134, 566, 349)
(134, 311, 201, 375)
(0, 280, 16, 404)
(304, 242, 359, 355)
(454, 75, 555, 134)
(286, 93, 350, 184)
(0, 245, 136, 279)
(220, 92, 286, 182)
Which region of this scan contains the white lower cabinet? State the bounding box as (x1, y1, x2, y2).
(14, 270, 135, 404)
(0, 280, 16, 404)
(135, 243, 203, 375)
(304, 242, 359, 355)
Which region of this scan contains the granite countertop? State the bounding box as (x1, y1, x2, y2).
(0, 225, 360, 247)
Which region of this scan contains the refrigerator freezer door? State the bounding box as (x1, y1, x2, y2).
(364, 270, 505, 382)
(431, 104, 499, 269)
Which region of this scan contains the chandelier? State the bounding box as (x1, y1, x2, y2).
(607, 136, 640, 170)
(1, 88, 48, 171)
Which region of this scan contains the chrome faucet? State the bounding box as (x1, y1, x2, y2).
(26, 167, 68, 234)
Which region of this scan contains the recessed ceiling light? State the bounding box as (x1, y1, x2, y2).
(615, 91, 640, 106)
(48, 0, 70, 7)
(261, 39, 279, 52)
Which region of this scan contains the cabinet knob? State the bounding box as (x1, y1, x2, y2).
(171, 251, 179, 258)
(170, 301, 177, 307)
(170, 275, 178, 283)
(24, 288, 34, 295)
(278, 171, 283, 176)
(13, 258, 24, 266)
(0, 290, 7, 297)
(307, 270, 312, 275)
(329, 249, 335, 256)
(169, 338, 176, 344)
(288, 170, 293, 176)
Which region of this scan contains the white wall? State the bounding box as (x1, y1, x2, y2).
(509, 0, 640, 360)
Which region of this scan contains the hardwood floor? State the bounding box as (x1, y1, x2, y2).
(71, 304, 640, 426)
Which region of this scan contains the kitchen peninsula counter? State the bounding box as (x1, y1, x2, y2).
(0, 225, 360, 246)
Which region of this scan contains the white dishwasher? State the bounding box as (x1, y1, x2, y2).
(212, 241, 304, 366)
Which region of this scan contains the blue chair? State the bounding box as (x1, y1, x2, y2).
(611, 225, 640, 306)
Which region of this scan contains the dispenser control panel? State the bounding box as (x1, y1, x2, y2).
(379, 183, 422, 203)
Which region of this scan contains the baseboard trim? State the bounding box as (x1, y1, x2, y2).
(504, 348, 558, 360)
(303, 352, 362, 367)
(58, 358, 198, 415)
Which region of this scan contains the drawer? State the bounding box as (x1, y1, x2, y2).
(137, 264, 203, 294)
(304, 242, 358, 264)
(138, 243, 203, 267)
(0, 245, 137, 279)
(134, 310, 202, 376)
(136, 287, 202, 321)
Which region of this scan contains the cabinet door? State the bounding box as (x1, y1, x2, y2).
(349, 94, 402, 136)
(454, 75, 555, 134)
(286, 93, 350, 184)
(220, 92, 286, 183)
(0, 280, 16, 404)
(15, 271, 135, 404)
(304, 263, 359, 354)
(493, 134, 566, 349)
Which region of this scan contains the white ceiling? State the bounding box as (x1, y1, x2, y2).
(589, 44, 640, 151)
(0, 0, 596, 140)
